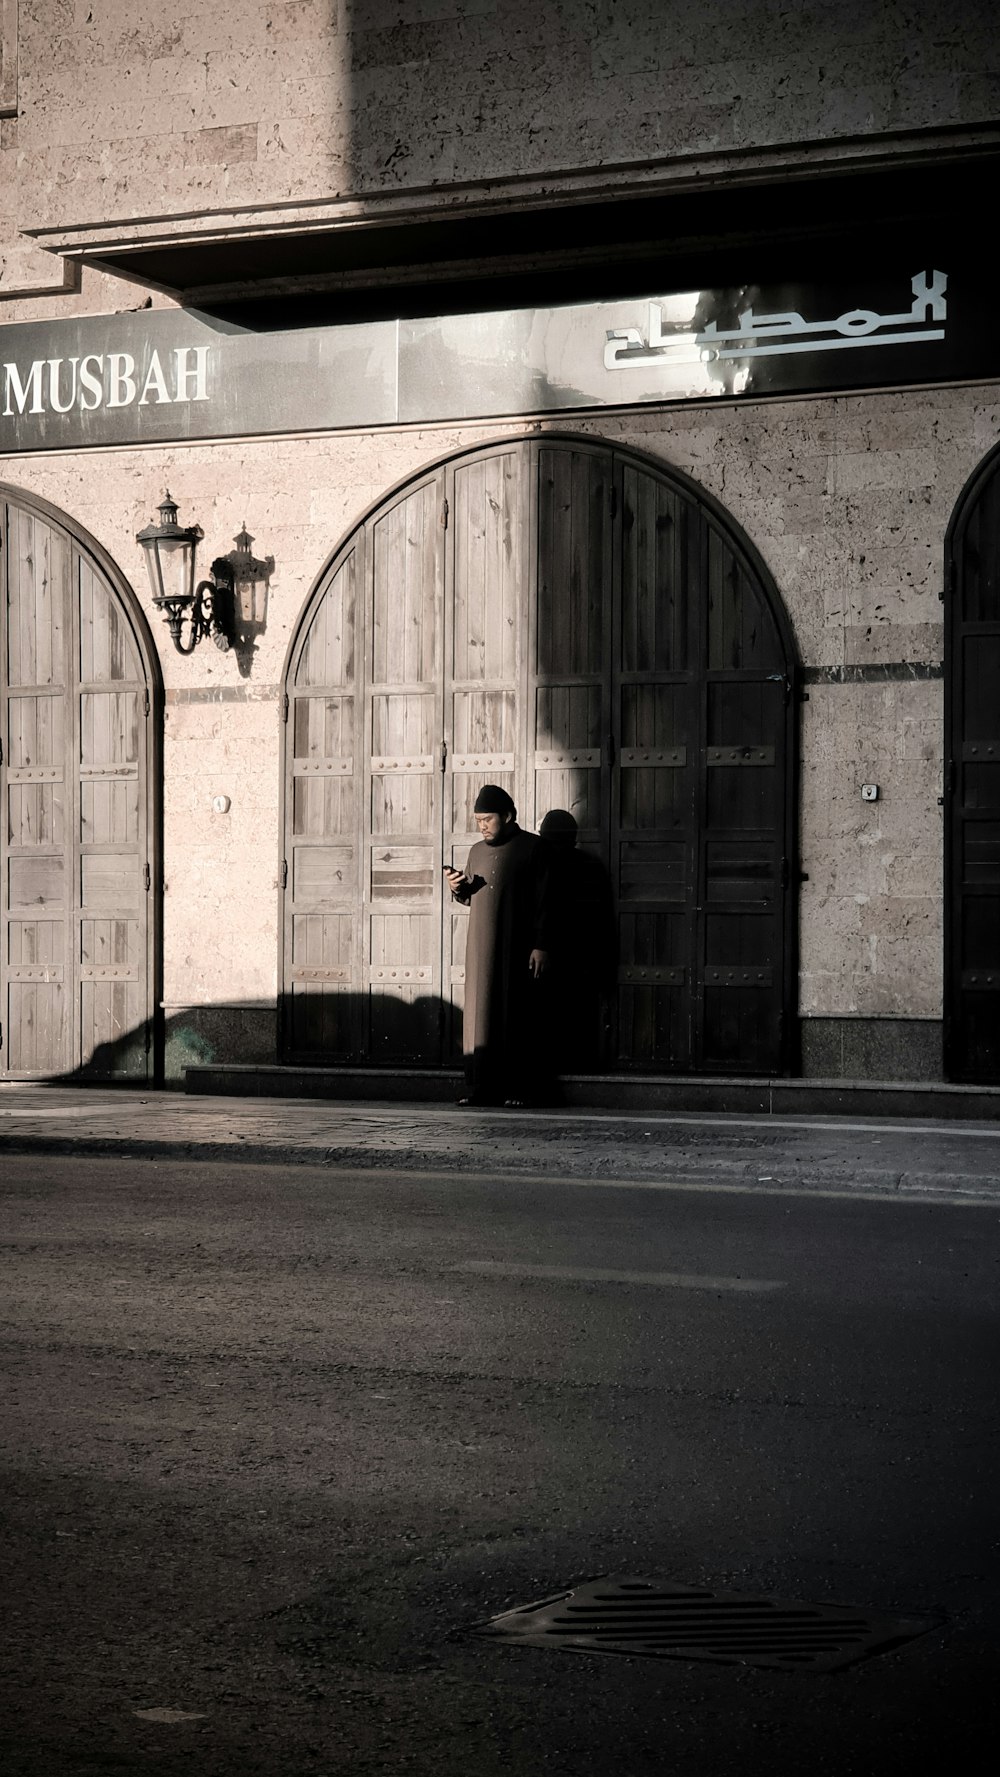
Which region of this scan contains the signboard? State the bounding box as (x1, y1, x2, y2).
(0, 267, 982, 456)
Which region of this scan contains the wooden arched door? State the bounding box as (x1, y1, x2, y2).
(945, 444, 1000, 1081)
(1, 488, 160, 1079)
(280, 437, 798, 1074)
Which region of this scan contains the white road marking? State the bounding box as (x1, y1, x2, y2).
(455, 1259, 785, 1292)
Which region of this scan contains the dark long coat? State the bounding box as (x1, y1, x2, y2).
(452, 824, 551, 1100)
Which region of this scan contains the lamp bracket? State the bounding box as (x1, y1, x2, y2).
(158, 578, 231, 654)
(196, 576, 232, 653)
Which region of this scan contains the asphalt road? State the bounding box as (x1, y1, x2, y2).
(3, 1149, 999, 1776)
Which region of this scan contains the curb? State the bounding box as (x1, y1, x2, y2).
(4, 1130, 1000, 1199)
(185, 1063, 1000, 1122)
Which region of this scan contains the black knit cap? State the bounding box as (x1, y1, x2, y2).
(474, 783, 516, 817)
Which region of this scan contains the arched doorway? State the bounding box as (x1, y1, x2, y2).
(280, 437, 799, 1075)
(1, 487, 161, 1079)
(945, 443, 1000, 1082)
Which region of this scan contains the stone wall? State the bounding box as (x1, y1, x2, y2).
(3, 381, 997, 1061)
(4, 0, 1000, 317)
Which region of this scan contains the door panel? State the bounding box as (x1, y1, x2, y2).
(5, 917, 66, 1074)
(80, 915, 144, 1077)
(621, 465, 692, 675)
(615, 460, 698, 1069)
(80, 558, 140, 684)
(285, 546, 362, 1058)
(707, 527, 784, 673)
(445, 448, 528, 1056)
(946, 449, 1000, 1079)
(367, 477, 444, 1060)
(533, 445, 611, 864)
(6, 506, 70, 689)
(6, 694, 67, 853)
(1, 492, 157, 1079)
(371, 483, 441, 685)
(536, 445, 609, 678)
(281, 440, 796, 1075)
(285, 479, 449, 1063)
(290, 699, 355, 841)
(451, 453, 520, 685)
(2, 505, 72, 1078)
(80, 693, 140, 845)
(75, 559, 148, 1075)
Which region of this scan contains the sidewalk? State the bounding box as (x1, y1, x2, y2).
(4, 1083, 1000, 1199)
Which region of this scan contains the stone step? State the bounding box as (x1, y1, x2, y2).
(185, 1064, 1000, 1121)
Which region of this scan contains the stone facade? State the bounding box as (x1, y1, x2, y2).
(3, 2, 1000, 1079)
(4, 386, 996, 1072)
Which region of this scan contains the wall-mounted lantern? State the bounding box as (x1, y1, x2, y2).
(136, 492, 233, 655)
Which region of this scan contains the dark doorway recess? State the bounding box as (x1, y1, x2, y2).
(279, 436, 800, 1076)
(0, 486, 162, 1080)
(945, 443, 1000, 1082)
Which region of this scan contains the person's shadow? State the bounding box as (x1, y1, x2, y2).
(539, 809, 618, 1072)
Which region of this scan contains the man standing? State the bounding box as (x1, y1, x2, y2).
(444, 785, 551, 1106)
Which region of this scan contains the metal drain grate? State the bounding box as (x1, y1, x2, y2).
(475, 1576, 934, 1673)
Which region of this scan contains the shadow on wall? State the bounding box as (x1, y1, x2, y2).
(48, 996, 456, 1089)
(161, 1003, 279, 1084)
(58, 1002, 279, 1089)
(28, 813, 616, 1090)
(47, 960, 616, 1090)
(206, 539, 274, 682)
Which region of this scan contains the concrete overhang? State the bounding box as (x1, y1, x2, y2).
(24, 125, 1000, 326)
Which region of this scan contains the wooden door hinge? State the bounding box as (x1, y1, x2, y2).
(143, 688, 150, 717)
(282, 693, 289, 723)
(281, 858, 288, 890)
(441, 498, 449, 529)
(143, 862, 151, 891)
